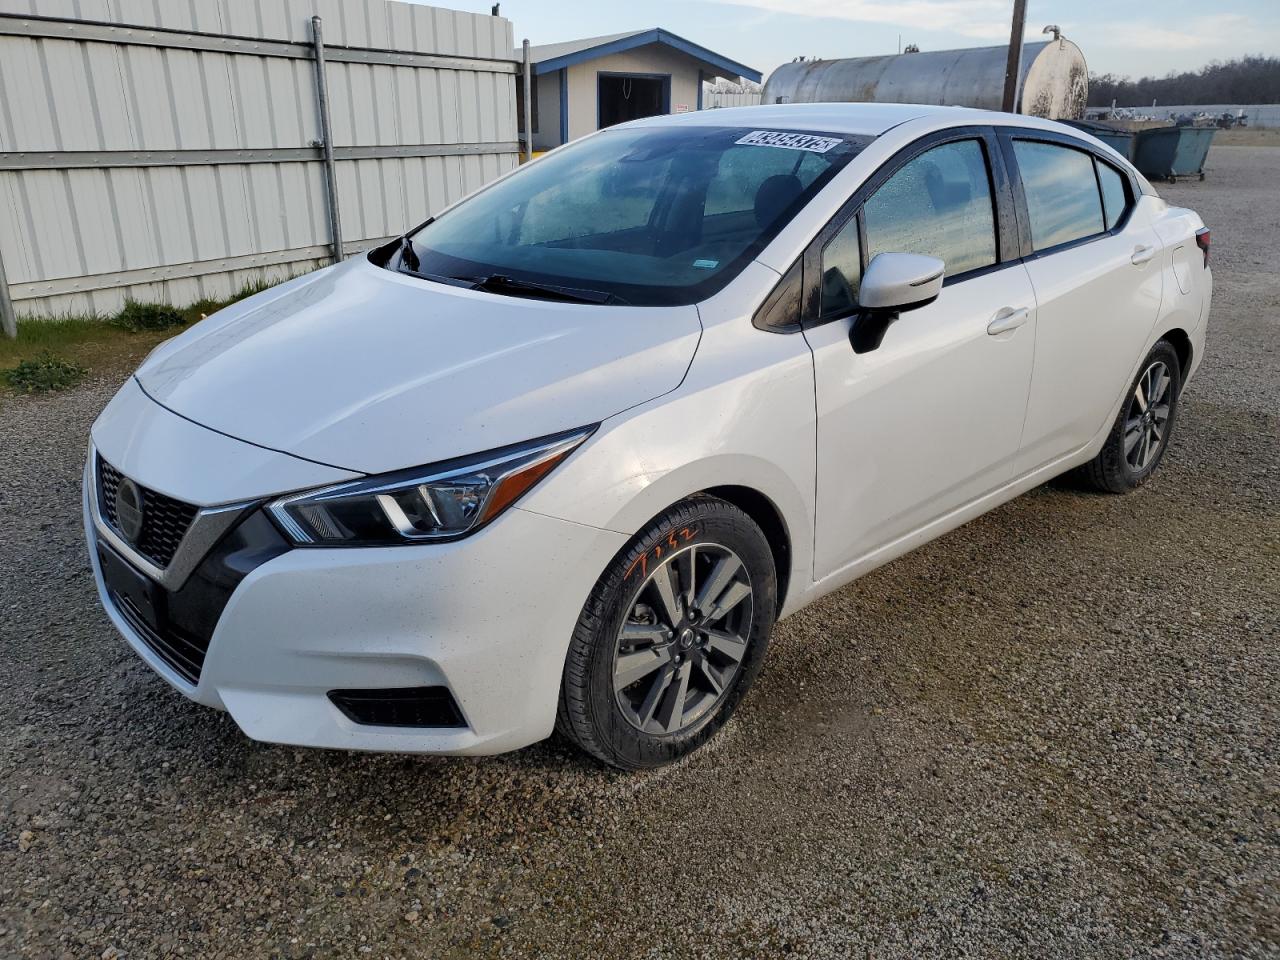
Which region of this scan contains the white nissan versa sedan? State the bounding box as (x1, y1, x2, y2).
(85, 103, 1211, 769)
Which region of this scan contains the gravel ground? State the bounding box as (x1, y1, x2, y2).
(1, 145, 1276, 960)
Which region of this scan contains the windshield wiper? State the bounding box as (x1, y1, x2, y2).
(462, 274, 624, 305)
(394, 236, 478, 289)
(393, 245, 616, 303)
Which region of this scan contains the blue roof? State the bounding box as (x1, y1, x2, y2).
(524, 28, 761, 84)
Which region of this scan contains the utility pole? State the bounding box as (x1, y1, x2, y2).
(311, 16, 344, 264)
(522, 39, 534, 163)
(1001, 0, 1027, 113)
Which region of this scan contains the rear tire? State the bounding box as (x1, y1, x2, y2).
(557, 496, 776, 769)
(1074, 340, 1182, 494)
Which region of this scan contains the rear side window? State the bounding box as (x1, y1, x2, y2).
(863, 139, 998, 277)
(1097, 161, 1128, 230)
(1014, 141, 1105, 250)
(705, 148, 827, 216)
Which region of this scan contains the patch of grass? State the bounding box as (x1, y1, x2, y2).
(0, 312, 136, 376)
(181, 277, 277, 324)
(1212, 128, 1280, 148)
(0, 272, 304, 394)
(111, 299, 185, 332)
(3, 352, 87, 393)
(0, 314, 104, 361)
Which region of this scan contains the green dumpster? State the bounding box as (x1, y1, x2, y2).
(1133, 126, 1215, 182)
(1064, 120, 1136, 162)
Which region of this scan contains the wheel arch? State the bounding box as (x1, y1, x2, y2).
(701, 484, 792, 618)
(1159, 327, 1193, 379)
(522, 442, 815, 619)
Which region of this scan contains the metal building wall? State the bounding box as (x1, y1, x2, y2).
(0, 0, 518, 318)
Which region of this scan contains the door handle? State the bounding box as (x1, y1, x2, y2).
(1130, 244, 1156, 265)
(987, 307, 1030, 336)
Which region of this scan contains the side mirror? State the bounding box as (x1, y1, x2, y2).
(850, 252, 945, 353)
(861, 252, 945, 311)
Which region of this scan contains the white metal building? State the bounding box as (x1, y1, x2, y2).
(0, 0, 519, 319)
(517, 29, 761, 151)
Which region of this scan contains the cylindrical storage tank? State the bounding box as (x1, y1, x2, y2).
(763, 38, 1088, 120)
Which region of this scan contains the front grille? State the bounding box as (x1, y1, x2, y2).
(111, 592, 209, 685)
(98, 458, 199, 568)
(328, 687, 466, 728)
(99, 511, 289, 689)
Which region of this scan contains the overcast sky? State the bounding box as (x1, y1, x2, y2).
(434, 0, 1277, 81)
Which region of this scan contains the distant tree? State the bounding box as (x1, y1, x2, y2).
(1089, 55, 1280, 106)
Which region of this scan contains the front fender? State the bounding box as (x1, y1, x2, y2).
(520, 304, 819, 618)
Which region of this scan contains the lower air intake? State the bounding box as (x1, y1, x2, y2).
(328, 687, 466, 728)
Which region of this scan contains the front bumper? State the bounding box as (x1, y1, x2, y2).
(87, 493, 626, 754)
(84, 418, 627, 755)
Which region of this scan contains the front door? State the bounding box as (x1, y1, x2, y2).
(803, 134, 1037, 580)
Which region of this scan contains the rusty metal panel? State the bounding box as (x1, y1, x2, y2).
(763, 39, 1088, 120)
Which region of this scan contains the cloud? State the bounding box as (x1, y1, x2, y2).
(1058, 13, 1260, 53)
(706, 0, 1013, 39)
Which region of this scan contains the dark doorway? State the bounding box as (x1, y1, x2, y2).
(598, 73, 669, 129)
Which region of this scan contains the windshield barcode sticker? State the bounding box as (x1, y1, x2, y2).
(736, 130, 842, 153)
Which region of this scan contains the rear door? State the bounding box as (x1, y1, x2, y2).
(801, 128, 1038, 580)
(999, 131, 1164, 472)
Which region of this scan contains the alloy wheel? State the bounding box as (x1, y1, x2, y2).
(1124, 360, 1173, 472)
(612, 543, 754, 736)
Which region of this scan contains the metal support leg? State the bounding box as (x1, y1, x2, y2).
(311, 16, 344, 263)
(0, 242, 16, 339)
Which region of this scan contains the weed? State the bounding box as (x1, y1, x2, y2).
(111, 299, 185, 332)
(3, 352, 87, 393)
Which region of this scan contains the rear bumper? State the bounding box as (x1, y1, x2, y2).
(85, 471, 627, 755)
(1184, 266, 1211, 387)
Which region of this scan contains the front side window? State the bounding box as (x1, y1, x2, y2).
(863, 139, 998, 277)
(400, 126, 869, 306)
(1014, 140, 1106, 250)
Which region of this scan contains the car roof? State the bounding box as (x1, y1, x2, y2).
(624, 102, 992, 136)
(623, 101, 1083, 139)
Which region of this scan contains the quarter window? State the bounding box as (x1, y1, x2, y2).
(1014, 140, 1106, 250)
(863, 139, 998, 277)
(1097, 160, 1129, 230)
(819, 216, 862, 318)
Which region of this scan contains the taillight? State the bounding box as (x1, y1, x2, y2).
(1195, 228, 1210, 267)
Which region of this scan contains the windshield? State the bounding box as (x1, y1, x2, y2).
(397, 125, 870, 306)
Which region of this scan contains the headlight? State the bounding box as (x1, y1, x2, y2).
(266, 427, 594, 546)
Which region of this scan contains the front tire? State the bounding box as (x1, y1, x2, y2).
(557, 496, 776, 769)
(1075, 340, 1182, 493)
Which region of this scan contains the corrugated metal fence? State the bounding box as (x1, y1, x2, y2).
(702, 81, 762, 110)
(0, 0, 519, 324)
(702, 90, 763, 109)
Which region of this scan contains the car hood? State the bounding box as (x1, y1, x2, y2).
(136, 256, 702, 475)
